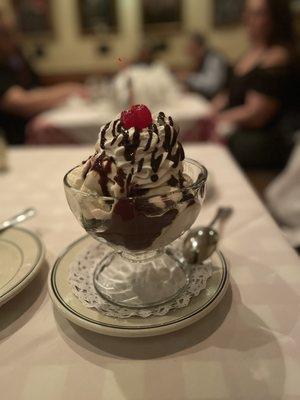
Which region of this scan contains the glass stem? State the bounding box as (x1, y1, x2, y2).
(120, 249, 163, 263)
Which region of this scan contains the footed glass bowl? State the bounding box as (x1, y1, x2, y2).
(64, 159, 207, 309)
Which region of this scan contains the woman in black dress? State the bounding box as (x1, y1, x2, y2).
(212, 0, 298, 169)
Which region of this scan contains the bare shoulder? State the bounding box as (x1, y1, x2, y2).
(263, 46, 290, 67)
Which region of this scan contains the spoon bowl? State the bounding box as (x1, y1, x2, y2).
(183, 227, 219, 264)
(182, 206, 232, 264)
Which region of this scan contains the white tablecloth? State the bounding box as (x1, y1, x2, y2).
(36, 94, 210, 143)
(1, 144, 300, 400)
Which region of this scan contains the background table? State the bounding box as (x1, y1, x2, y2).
(1, 144, 300, 400)
(28, 93, 210, 144)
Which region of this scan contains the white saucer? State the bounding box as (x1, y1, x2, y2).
(49, 235, 229, 337)
(0, 227, 45, 307)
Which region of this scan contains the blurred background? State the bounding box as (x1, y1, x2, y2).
(0, 0, 251, 77)
(0, 0, 300, 248)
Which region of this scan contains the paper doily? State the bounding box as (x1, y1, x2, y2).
(69, 243, 212, 318)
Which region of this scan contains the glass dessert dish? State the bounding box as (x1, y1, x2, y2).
(64, 158, 207, 309)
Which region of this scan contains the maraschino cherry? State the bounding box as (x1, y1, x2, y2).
(121, 104, 152, 130)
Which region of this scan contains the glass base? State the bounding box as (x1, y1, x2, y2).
(93, 249, 189, 309)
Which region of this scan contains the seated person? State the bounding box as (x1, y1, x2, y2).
(133, 42, 160, 66)
(0, 16, 87, 144)
(212, 0, 299, 169)
(179, 33, 230, 100)
(113, 43, 180, 109)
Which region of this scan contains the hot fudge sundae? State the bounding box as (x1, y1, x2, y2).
(65, 105, 205, 251)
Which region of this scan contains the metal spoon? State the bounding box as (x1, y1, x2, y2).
(183, 207, 233, 264)
(0, 208, 36, 233)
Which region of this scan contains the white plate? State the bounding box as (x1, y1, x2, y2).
(49, 235, 229, 337)
(0, 227, 45, 307)
(48, 236, 229, 337)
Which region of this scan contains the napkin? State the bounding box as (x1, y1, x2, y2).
(265, 136, 300, 247)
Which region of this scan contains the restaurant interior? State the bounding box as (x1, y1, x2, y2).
(1, 1, 300, 399)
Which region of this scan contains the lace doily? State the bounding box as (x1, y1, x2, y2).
(69, 243, 212, 318)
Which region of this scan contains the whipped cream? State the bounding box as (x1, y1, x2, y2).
(70, 112, 186, 198)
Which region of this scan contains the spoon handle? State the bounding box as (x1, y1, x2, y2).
(0, 208, 36, 232)
(209, 207, 233, 228)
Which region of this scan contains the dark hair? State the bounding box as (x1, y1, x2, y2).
(263, 0, 295, 45)
(190, 32, 206, 48)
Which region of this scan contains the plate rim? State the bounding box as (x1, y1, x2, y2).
(48, 235, 229, 336)
(0, 227, 45, 306)
(0, 237, 24, 290)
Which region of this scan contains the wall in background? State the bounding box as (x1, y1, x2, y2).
(1, 0, 248, 75)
